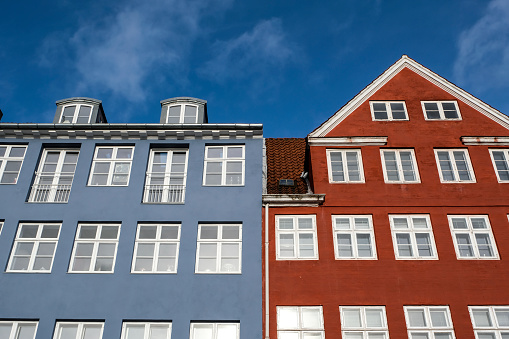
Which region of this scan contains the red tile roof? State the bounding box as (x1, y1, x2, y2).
(265, 138, 309, 194)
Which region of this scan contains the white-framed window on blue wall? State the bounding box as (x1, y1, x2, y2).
(195, 224, 242, 274)
(121, 322, 172, 339)
(132, 223, 180, 273)
(165, 103, 199, 123)
(0, 220, 3, 235)
(53, 322, 104, 339)
(7, 223, 61, 272)
(0, 321, 38, 339)
(0, 145, 27, 184)
(190, 323, 239, 339)
(88, 146, 134, 186)
(203, 145, 245, 186)
(59, 104, 93, 123)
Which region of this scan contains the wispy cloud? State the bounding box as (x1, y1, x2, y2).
(198, 18, 298, 93)
(453, 0, 509, 92)
(39, 0, 232, 102)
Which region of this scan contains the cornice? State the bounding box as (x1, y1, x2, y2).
(461, 136, 509, 146)
(307, 136, 388, 146)
(262, 194, 325, 207)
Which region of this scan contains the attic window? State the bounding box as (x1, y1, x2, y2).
(166, 104, 198, 123)
(279, 179, 294, 186)
(370, 102, 408, 121)
(422, 101, 461, 120)
(60, 104, 93, 123)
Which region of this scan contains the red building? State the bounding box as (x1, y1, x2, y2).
(263, 55, 509, 339)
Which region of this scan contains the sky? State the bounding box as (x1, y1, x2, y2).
(0, 0, 508, 137)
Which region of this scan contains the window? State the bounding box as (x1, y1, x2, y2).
(0, 220, 3, 235)
(340, 306, 389, 339)
(165, 104, 198, 123)
(143, 149, 188, 203)
(203, 145, 244, 186)
(195, 224, 242, 273)
(404, 306, 455, 339)
(190, 323, 239, 339)
(0, 321, 38, 339)
(470, 306, 509, 339)
(489, 149, 509, 182)
(370, 101, 408, 120)
(88, 146, 134, 186)
(0, 145, 27, 184)
(448, 215, 498, 259)
(381, 149, 420, 183)
(132, 224, 180, 273)
(434, 149, 475, 183)
(422, 101, 461, 120)
(326, 149, 365, 183)
(69, 223, 121, 273)
(332, 215, 376, 259)
(7, 223, 61, 272)
(29, 149, 79, 203)
(277, 306, 325, 339)
(389, 215, 437, 260)
(53, 322, 103, 339)
(276, 215, 318, 260)
(121, 322, 172, 339)
(59, 104, 94, 123)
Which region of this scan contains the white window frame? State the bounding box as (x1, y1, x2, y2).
(332, 215, 377, 260)
(489, 149, 509, 183)
(340, 306, 389, 338)
(29, 149, 80, 203)
(326, 149, 365, 183)
(143, 148, 189, 203)
(469, 306, 509, 339)
(131, 223, 181, 274)
(434, 149, 476, 183)
(195, 224, 242, 274)
(370, 101, 409, 121)
(276, 306, 325, 339)
(404, 306, 455, 339)
(7, 223, 61, 272)
(421, 101, 461, 120)
(59, 104, 94, 123)
(165, 104, 199, 124)
(448, 215, 499, 259)
(389, 215, 438, 260)
(53, 322, 104, 339)
(0, 145, 27, 184)
(203, 145, 245, 186)
(121, 322, 172, 339)
(381, 149, 420, 183)
(88, 146, 134, 186)
(69, 223, 121, 273)
(0, 220, 3, 235)
(0, 321, 38, 339)
(276, 215, 318, 260)
(189, 322, 239, 339)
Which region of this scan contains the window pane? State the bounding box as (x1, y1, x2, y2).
(279, 307, 299, 329)
(336, 218, 351, 230)
(343, 309, 361, 327)
(83, 325, 102, 339)
(101, 226, 119, 239)
(337, 234, 353, 257)
(442, 102, 458, 119)
(477, 334, 496, 339)
(41, 225, 60, 238)
(456, 234, 474, 257)
(79, 226, 97, 239)
(373, 103, 388, 120)
(279, 234, 294, 257)
(223, 226, 240, 239)
(391, 102, 406, 119)
(495, 309, 509, 326)
(408, 309, 426, 327)
(20, 224, 38, 238)
(298, 233, 315, 257)
(393, 218, 408, 229)
(59, 325, 78, 339)
(434, 334, 453, 339)
(476, 234, 494, 257)
(139, 226, 157, 239)
(473, 309, 493, 327)
(430, 309, 449, 327)
(357, 234, 373, 257)
(216, 324, 237, 339)
(0, 324, 11, 339)
(410, 334, 428, 339)
(125, 324, 144, 339)
(343, 333, 363, 339)
(200, 226, 218, 239)
(150, 325, 169, 339)
(416, 234, 433, 257)
(396, 233, 413, 256)
(365, 309, 384, 327)
(302, 308, 322, 329)
(298, 218, 313, 229)
(424, 102, 440, 119)
(279, 219, 294, 230)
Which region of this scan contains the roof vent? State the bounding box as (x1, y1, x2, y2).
(279, 179, 295, 186)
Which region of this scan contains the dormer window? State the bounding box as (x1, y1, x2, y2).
(166, 104, 199, 123)
(60, 104, 93, 123)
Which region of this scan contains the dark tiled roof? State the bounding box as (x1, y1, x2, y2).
(265, 138, 308, 194)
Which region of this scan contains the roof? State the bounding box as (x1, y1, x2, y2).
(309, 55, 509, 138)
(265, 138, 308, 194)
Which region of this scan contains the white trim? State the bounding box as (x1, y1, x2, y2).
(308, 137, 387, 146)
(462, 137, 509, 145)
(326, 149, 365, 183)
(0, 220, 3, 235)
(309, 55, 509, 138)
(370, 101, 409, 121)
(59, 104, 94, 124)
(262, 194, 325, 207)
(276, 306, 325, 338)
(404, 306, 455, 338)
(340, 306, 389, 338)
(469, 306, 509, 338)
(195, 224, 242, 274)
(165, 103, 199, 124)
(0, 320, 38, 339)
(389, 215, 438, 260)
(421, 101, 462, 120)
(434, 149, 476, 183)
(0, 145, 27, 184)
(203, 145, 245, 186)
(121, 322, 172, 339)
(53, 322, 104, 339)
(380, 149, 421, 183)
(88, 146, 134, 186)
(332, 215, 377, 260)
(448, 215, 499, 260)
(276, 215, 318, 260)
(190, 323, 239, 339)
(489, 149, 509, 182)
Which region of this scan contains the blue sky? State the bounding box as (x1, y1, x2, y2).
(1, 0, 508, 137)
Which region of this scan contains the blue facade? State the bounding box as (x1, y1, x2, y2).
(0, 99, 263, 339)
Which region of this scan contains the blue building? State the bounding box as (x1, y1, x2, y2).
(0, 97, 263, 339)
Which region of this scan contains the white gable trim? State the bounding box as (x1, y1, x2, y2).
(309, 55, 509, 138)
(308, 136, 387, 146)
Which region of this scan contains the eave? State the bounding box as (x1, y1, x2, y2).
(262, 194, 325, 207)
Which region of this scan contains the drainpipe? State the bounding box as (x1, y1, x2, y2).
(264, 202, 270, 339)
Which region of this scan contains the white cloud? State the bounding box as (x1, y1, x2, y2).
(198, 18, 297, 87)
(39, 0, 232, 102)
(454, 0, 509, 91)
